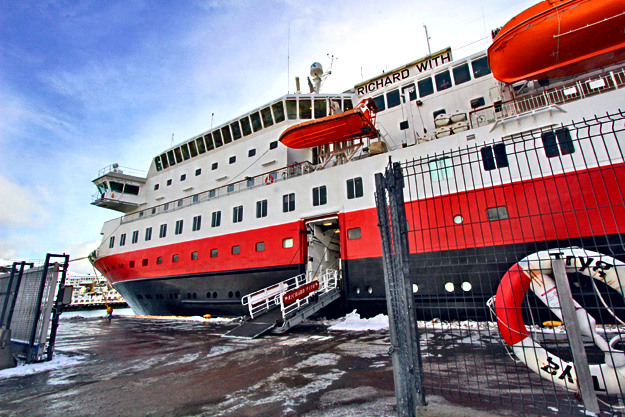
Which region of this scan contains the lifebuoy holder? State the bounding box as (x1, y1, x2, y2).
(265, 175, 275, 185)
(494, 248, 625, 395)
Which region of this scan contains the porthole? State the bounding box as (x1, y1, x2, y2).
(213, 292, 217, 298)
(366, 286, 373, 294)
(461, 282, 472, 292)
(187, 292, 192, 299)
(453, 215, 463, 224)
(206, 292, 211, 298)
(354, 286, 361, 295)
(235, 291, 241, 298)
(193, 292, 197, 299)
(444, 282, 455, 292)
(412, 284, 419, 293)
(228, 291, 234, 298)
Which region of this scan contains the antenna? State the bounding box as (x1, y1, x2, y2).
(211, 113, 215, 129)
(287, 22, 291, 93)
(171, 133, 174, 147)
(424, 24, 432, 55)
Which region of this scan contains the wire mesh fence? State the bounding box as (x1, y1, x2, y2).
(376, 111, 625, 415)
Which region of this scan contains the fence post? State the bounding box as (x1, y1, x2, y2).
(375, 161, 426, 417)
(552, 258, 600, 414)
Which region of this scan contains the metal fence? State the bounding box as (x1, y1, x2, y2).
(0, 254, 69, 364)
(375, 111, 625, 415)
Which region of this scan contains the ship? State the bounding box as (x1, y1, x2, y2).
(89, 0, 625, 318)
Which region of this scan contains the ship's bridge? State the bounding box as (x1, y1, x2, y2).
(92, 164, 146, 213)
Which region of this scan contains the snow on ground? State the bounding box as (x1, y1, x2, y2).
(61, 307, 238, 324)
(0, 354, 84, 380)
(328, 310, 389, 331)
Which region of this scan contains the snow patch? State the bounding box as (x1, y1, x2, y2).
(0, 354, 84, 379)
(328, 310, 389, 331)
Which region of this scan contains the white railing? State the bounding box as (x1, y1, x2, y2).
(241, 269, 339, 320)
(97, 164, 146, 178)
(470, 66, 625, 128)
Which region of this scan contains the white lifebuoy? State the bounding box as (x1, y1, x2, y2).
(494, 248, 625, 395)
(265, 175, 274, 185)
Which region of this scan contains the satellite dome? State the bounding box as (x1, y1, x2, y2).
(310, 62, 323, 78)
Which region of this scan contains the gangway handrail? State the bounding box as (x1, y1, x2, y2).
(240, 269, 339, 320)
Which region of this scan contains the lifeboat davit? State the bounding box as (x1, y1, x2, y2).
(488, 0, 625, 83)
(279, 99, 378, 149)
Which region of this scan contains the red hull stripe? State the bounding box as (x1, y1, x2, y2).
(96, 163, 625, 285)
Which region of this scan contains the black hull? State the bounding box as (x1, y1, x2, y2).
(115, 234, 625, 320)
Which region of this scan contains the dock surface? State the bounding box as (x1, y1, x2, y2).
(0, 313, 541, 417)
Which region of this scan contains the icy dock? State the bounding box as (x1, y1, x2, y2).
(0, 311, 537, 417)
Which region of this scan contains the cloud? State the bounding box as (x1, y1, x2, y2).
(64, 238, 100, 275)
(0, 175, 49, 227)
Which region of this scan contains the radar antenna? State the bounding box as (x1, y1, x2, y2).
(307, 55, 337, 94)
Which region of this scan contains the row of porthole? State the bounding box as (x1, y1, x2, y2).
(351, 282, 474, 295)
(136, 291, 242, 301)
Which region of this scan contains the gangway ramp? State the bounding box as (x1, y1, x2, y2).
(223, 269, 340, 339)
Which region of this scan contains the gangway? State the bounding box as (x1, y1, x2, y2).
(223, 269, 340, 338)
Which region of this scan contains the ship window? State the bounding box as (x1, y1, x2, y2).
(453, 63, 471, 85)
(487, 206, 508, 221)
(230, 121, 242, 140)
(248, 148, 256, 157)
(283, 238, 293, 248)
(167, 150, 176, 166)
(132, 230, 139, 244)
(205, 133, 215, 151)
(154, 184, 159, 191)
(542, 131, 559, 158)
(233, 205, 243, 223)
(188, 141, 198, 157)
(250, 112, 263, 132)
(177, 199, 183, 207)
(261, 107, 274, 127)
(145, 227, 152, 241)
(192, 215, 201, 231)
(256, 199, 267, 218)
(402, 84, 417, 102)
(312, 186, 327, 206)
(348, 228, 362, 240)
(125, 184, 139, 195)
(286, 99, 298, 119)
(193, 195, 199, 203)
(344, 99, 353, 110)
(209, 190, 216, 198)
(222, 126, 232, 144)
(119, 233, 126, 246)
(346, 177, 363, 199)
(232, 245, 240, 255)
(471, 56, 491, 78)
(211, 162, 218, 170)
(556, 128, 575, 155)
(227, 184, 235, 193)
(160, 153, 169, 169)
(240, 116, 252, 136)
(299, 99, 312, 119)
(269, 141, 278, 150)
(229, 156, 236, 164)
(181, 144, 191, 160)
(180, 174, 186, 181)
(314, 99, 327, 118)
(155, 156, 163, 171)
(210, 249, 218, 258)
(543, 128, 575, 157)
(130, 261, 135, 268)
(272, 101, 285, 123)
(283, 193, 295, 212)
(164, 203, 169, 211)
(256, 242, 265, 252)
(110, 181, 124, 193)
(387, 89, 401, 108)
(246, 178, 254, 187)
(213, 130, 223, 147)
(167, 179, 172, 187)
(109, 236, 115, 248)
(142, 259, 148, 266)
(372, 95, 385, 112)
(433, 109, 446, 119)
(191, 251, 198, 260)
(175, 220, 183, 235)
(174, 147, 183, 163)
(418, 77, 434, 97)
(196, 137, 206, 154)
(172, 254, 179, 263)
(156, 257, 162, 264)
(435, 71, 452, 92)
(429, 157, 453, 181)
(195, 168, 201, 176)
(211, 211, 221, 227)
(159, 224, 167, 238)
(481, 144, 508, 170)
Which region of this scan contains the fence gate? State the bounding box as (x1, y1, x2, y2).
(375, 112, 625, 416)
(0, 254, 69, 365)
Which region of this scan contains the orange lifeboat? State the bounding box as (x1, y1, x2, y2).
(488, 0, 625, 83)
(279, 99, 378, 149)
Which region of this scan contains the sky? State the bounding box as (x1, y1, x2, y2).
(0, 0, 538, 275)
